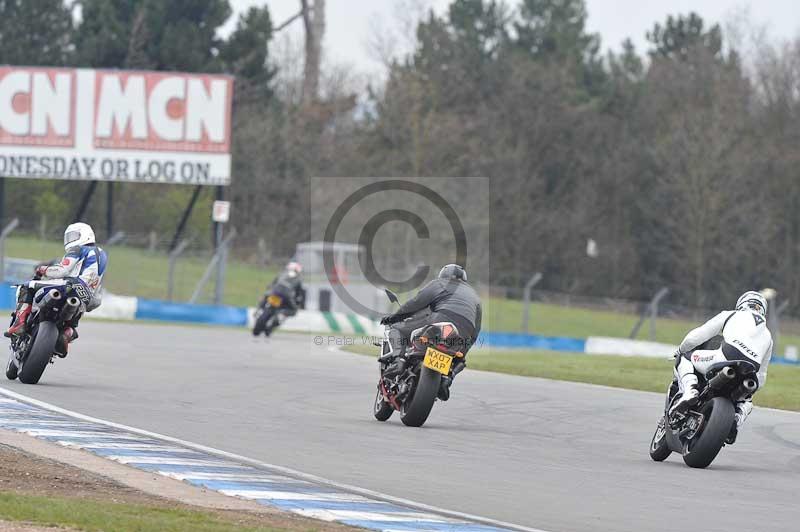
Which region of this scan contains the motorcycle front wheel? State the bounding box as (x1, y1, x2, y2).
(5, 353, 18, 380)
(252, 307, 272, 336)
(373, 387, 394, 421)
(649, 416, 671, 461)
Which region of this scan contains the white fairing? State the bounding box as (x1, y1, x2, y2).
(684, 309, 773, 386)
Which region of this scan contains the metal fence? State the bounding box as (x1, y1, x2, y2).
(0, 224, 287, 308)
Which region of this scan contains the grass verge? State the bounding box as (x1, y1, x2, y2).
(344, 344, 800, 411)
(0, 492, 284, 532)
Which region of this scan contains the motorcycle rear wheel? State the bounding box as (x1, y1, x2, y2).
(19, 322, 59, 385)
(682, 397, 735, 468)
(400, 366, 440, 427)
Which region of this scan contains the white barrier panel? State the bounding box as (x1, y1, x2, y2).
(585, 336, 676, 358)
(246, 308, 380, 335)
(84, 293, 137, 321)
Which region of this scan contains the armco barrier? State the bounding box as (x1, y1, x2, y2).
(2, 282, 795, 364)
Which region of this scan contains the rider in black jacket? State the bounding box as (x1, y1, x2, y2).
(267, 262, 305, 316)
(380, 264, 481, 400)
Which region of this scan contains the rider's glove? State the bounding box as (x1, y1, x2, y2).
(380, 315, 396, 326)
(34, 265, 48, 278)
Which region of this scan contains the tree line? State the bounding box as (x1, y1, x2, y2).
(1, 0, 800, 311)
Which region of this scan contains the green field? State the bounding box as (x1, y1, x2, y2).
(344, 344, 800, 411)
(0, 492, 287, 532)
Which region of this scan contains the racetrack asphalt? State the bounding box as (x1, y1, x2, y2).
(2, 321, 799, 532)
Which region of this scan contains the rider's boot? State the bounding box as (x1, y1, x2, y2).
(54, 327, 77, 358)
(727, 401, 752, 444)
(4, 304, 31, 338)
(669, 356, 699, 416)
(438, 359, 466, 401)
(379, 328, 407, 362)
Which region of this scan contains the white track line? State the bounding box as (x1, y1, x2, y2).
(162, 471, 306, 483)
(0, 385, 548, 532)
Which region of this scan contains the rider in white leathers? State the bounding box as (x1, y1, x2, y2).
(670, 291, 773, 437)
(5, 223, 107, 356)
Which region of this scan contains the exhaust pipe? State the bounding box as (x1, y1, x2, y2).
(708, 366, 736, 390)
(734, 378, 759, 401)
(60, 297, 80, 322)
(38, 288, 62, 308)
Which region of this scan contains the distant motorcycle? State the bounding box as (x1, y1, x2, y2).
(373, 289, 466, 427)
(6, 279, 91, 384)
(650, 354, 759, 468)
(252, 292, 290, 337)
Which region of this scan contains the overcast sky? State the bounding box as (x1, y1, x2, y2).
(224, 0, 799, 73)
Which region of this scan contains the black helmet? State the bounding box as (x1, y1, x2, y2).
(438, 264, 467, 281)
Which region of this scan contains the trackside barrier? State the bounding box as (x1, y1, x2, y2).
(0, 282, 796, 364)
(584, 337, 675, 358)
(245, 308, 380, 335)
(0, 283, 381, 334)
(478, 332, 586, 352)
(135, 298, 247, 325)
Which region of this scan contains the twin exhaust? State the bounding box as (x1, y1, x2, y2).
(708, 365, 758, 400)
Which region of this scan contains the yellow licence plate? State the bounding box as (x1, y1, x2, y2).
(423, 347, 453, 375)
(267, 295, 283, 307)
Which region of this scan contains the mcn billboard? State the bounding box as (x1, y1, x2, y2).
(0, 67, 233, 186)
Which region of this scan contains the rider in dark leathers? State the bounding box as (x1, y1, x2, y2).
(265, 262, 305, 317)
(380, 264, 481, 400)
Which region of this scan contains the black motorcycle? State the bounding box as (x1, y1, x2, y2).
(649, 358, 758, 468)
(373, 289, 466, 427)
(6, 279, 90, 384)
(252, 292, 290, 337)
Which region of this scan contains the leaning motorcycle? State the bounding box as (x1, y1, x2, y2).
(6, 279, 91, 384)
(649, 351, 759, 468)
(373, 289, 466, 427)
(252, 292, 287, 337)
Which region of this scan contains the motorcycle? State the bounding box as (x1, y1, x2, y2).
(6, 279, 91, 384)
(649, 350, 759, 468)
(373, 289, 466, 427)
(252, 292, 289, 337)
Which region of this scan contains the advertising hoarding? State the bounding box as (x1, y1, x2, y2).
(0, 67, 233, 186)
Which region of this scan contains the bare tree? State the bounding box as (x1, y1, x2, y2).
(301, 0, 326, 104)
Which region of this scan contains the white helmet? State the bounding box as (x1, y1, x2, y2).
(286, 261, 303, 275)
(736, 291, 767, 318)
(64, 222, 95, 251)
